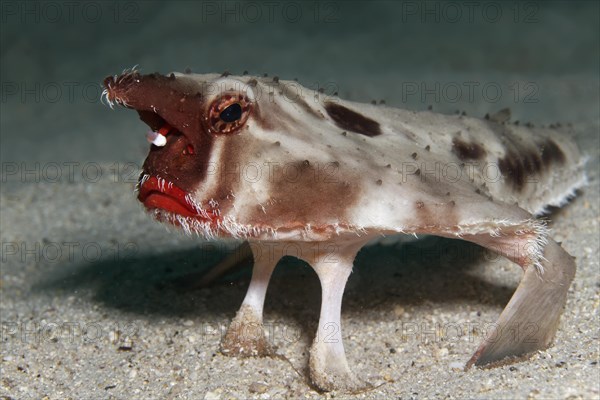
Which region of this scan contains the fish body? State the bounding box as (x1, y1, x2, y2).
(103, 69, 585, 392)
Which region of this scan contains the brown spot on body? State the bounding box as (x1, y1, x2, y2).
(452, 137, 487, 161)
(324, 102, 382, 137)
(250, 159, 359, 228)
(540, 139, 566, 165)
(481, 122, 530, 191)
(498, 150, 526, 191)
(523, 150, 543, 174)
(497, 133, 567, 191)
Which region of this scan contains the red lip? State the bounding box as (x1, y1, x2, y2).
(138, 176, 218, 222)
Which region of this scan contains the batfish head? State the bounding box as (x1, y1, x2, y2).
(103, 70, 371, 239)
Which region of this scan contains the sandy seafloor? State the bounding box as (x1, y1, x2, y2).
(1, 1, 599, 399)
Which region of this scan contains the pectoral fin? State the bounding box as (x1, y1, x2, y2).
(465, 239, 575, 368)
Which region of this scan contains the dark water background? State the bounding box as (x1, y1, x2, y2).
(1, 1, 598, 165)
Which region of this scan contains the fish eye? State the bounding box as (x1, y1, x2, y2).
(207, 93, 252, 134)
(220, 103, 242, 122)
